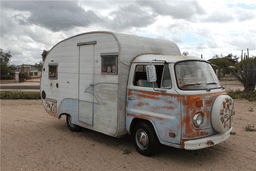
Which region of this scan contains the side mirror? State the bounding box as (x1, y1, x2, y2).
(146, 64, 157, 83)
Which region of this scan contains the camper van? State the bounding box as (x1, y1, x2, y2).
(41, 31, 235, 156)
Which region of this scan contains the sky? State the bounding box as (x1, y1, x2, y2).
(1, 0, 256, 65)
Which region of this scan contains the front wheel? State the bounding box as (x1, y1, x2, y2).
(133, 122, 160, 156)
(66, 115, 81, 132)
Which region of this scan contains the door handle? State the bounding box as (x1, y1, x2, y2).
(128, 96, 135, 100)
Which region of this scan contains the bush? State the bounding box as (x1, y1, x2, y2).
(19, 73, 32, 81)
(0, 91, 41, 99)
(1, 75, 14, 80)
(227, 90, 256, 101)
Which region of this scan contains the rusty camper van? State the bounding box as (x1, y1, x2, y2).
(41, 31, 235, 156)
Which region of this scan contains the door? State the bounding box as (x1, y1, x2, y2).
(78, 44, 95, 126)
(126, 63, 181, 144)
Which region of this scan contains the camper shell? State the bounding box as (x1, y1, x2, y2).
(41, 31, 235, 156)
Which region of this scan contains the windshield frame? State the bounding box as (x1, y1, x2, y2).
(174, 60, 222, 91)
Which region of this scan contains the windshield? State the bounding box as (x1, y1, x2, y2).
(175, 61, 222, 90)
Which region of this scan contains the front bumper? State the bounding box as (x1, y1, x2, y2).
(184, 128, 232, 150)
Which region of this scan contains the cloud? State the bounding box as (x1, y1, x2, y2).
(2, 1, 102, 32)
(136, 0, 206, 21)
(1, 0, 256, 65)
(202, 11, 235, 23)
(207, 40, 219, 49)
(196, 43, 207, 49)
(104, 4, 156, 31)
(235, 8, 255, 21)
(228, 36, 256, 50)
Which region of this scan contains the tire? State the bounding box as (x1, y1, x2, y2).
(211, 95, 235, 133)
(66, 115, 81, 132)
(133, 122, 160, 156)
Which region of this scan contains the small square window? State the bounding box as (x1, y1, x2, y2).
(101, 55, 118, 75)
(48, 63, 58, 79)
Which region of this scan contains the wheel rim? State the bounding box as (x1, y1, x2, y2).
(135, 128, 149, 150)
(68, 115, 75, 128)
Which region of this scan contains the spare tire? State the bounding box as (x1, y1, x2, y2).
(211, 95, 235, 133)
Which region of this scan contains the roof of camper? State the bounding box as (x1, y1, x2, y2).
(51, 31, 181, 53)
(132, 54, 205, 63)
(47, 31, 182, 64)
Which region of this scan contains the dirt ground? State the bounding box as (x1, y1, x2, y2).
(1, 99, 256, 171)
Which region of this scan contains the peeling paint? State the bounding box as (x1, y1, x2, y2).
(126, 89, 181, 144)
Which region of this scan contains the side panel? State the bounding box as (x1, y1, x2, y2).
(78, 45, 95, 125)
(93, 82, 118, 135)
(126, 89, 181, 144)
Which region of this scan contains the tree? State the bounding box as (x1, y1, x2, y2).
(226, 53, 239, 64)
(0, 49, 12, 65)
(0, 50, 12, 79)
(41, 50, 49, 62)
(182, 51, 189, 56)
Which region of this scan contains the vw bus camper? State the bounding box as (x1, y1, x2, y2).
(41, 31, 235, 156)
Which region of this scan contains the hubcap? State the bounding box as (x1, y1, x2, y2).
(135, 128, 149, 150)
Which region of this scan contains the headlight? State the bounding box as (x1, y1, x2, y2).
(193, 113, 204, 128)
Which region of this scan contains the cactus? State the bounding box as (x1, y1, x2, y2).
(231, 63, 256, 92)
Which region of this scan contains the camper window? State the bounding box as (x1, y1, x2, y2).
(48, 64, 58, 79)
(101, 55, 117, 75)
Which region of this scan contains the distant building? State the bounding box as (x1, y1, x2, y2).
(16, 63, 43, 77)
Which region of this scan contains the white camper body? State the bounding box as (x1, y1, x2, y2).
(41, 31, 181, 137)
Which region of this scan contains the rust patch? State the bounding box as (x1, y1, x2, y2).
(161, 106, 174, 110)
(48, 111, 57, 117)
(206, 140, 214, 146)
(204, 97, 215, 106)
(196, 99, 203, 107)
(136, 102, 149, 107)
(182, 92, 225, 137)
(183, 131, 209, 138)
(127, 113, 150, 121)
(127, 113, 165, 121)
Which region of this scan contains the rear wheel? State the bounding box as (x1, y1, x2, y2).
(66, 115, 81, 132)
(133, 122, 160, 156)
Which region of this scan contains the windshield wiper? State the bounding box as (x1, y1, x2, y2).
(181, 83, 201, 88)
(206, 82, 217, 85)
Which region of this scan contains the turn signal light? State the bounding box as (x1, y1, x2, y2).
(169, 132, 175, 137)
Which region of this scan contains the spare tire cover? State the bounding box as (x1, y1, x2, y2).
(211, 95, 235, 133)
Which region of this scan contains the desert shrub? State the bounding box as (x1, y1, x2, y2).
(227, 90, 256, 101)
(0, 91, 41, 99)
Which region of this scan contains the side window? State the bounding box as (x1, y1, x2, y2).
(101, 55, 118, 75)
(48, 63, 58, 80)
(133, 65, 165, 88)
(161, 65, 172, 88)
(133, 65, 153, 87)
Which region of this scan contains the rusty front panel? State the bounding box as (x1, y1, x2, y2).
(126, 90, 181, 144)
(181, 92, 226, 147)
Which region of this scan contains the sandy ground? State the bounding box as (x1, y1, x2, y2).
(1, 99, 256, 171)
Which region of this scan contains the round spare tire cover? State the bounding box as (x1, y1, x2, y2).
(211, 95, 235, 133)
